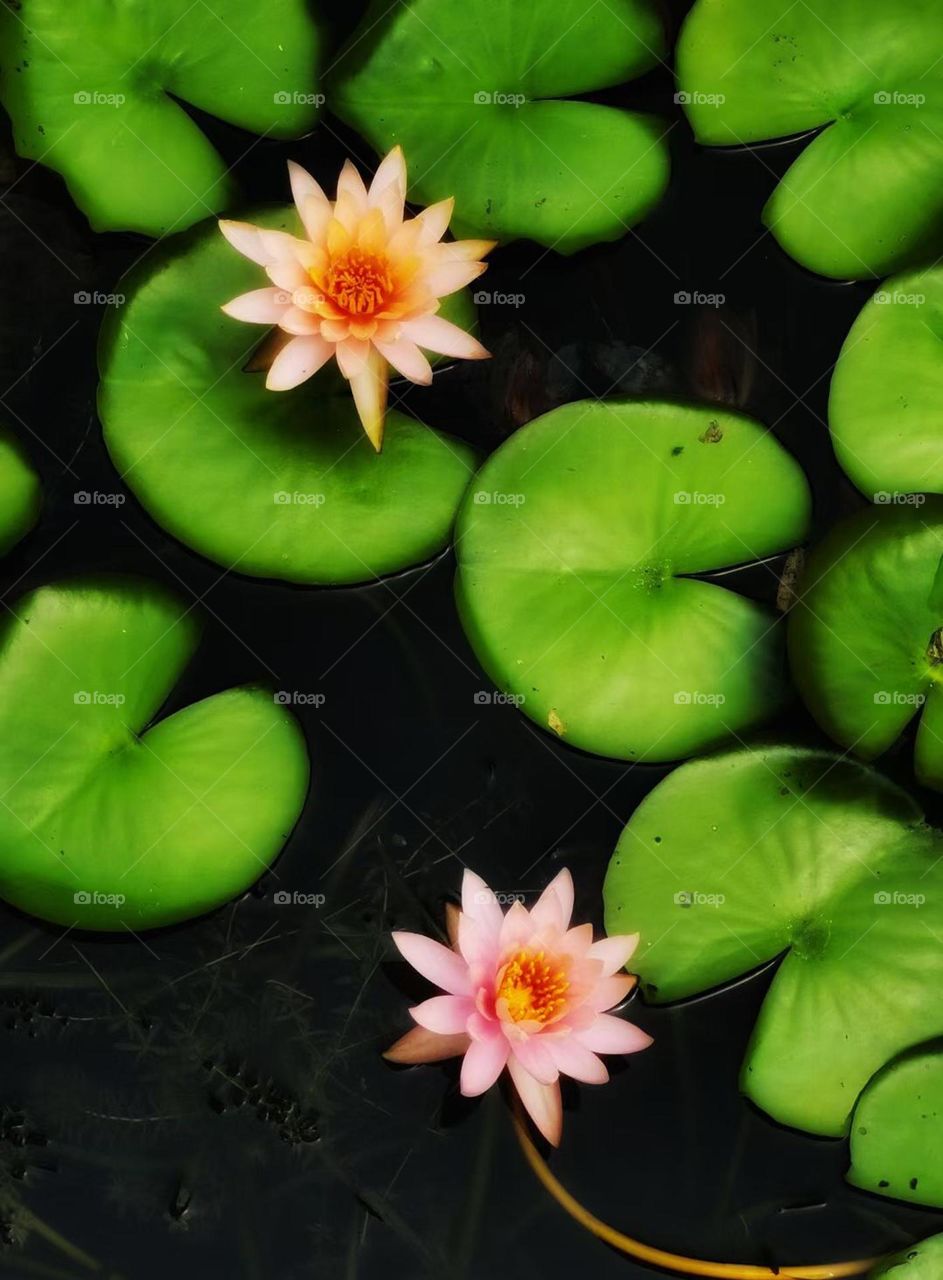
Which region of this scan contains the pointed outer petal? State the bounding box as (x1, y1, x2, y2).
(348, 346, 389, 452)
(287, 161, 330, 228)
(298, 196, 332, 248)
(587, 933, 640, 977)
(509, 1033, 559, 1086)
(265, 258, 312, 292)
(356, 206, 390, 255)
(264, 335, 334, 391)
(467, 1009, 501, 1041)
(375, 183, 407, 236)
(458, 911, 499, 969)
(334, 337, 370, 380)
(372, 338, 433, 386)
(587, 973, 638, 1013)
(499, 899, 535, 953)
(442, 901, 461, 949)
(460, 1033, 509, 1097)
(546, 1036, 609, 1084)
(401, 314, 490, 362)
(435, 237, 498, 262)
(277, 306, 322, 336)
(424, 260, 488, 298)
(336, 158, 369, 209)
(244, 327, 292, 373)
(392, 930, 471, 996)
(559, 923, 595, 961)
(412, 197, 455, 245)
(384, 1026, 470, 1064)
(220, 287, 291, 324)
(575, 1014, 653, 1056)
(219, 219, 275, 266)
(529, 870, 573, 931)
(369, 146, 407, 204)
(410, 995, 475, 1035)
(461, 870, 505, 939)
(508, 1055, 563, 1147)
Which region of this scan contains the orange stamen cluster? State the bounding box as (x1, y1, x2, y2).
(323, 248, 393, 317)
(497, 949, 569, 1024)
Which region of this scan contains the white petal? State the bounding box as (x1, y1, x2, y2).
(265, 335, 334, 391)
(221, 287, 291, 324)
(373, 337, 433, 385)
(400, 314, 489, 360)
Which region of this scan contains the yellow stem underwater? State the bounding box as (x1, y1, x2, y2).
(512, 1107, 877, 1279)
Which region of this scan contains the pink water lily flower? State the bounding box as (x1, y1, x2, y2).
(385, 869, 651, 1146)
(218, 147, 494, 451)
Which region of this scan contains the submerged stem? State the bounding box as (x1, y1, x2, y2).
(512, 1105, 876, 1279)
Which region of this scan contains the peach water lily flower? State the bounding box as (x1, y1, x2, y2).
(385, 869, 651, 1146)
(218, 147, 494, 450)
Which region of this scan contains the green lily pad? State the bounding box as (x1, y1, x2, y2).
(0, 576, 309, 931)
(454, 401, 811, 762)
(830, 266, 943, 497)
(330, 0, 670, 252)
(872, 1236, 943, 1277)
(0, 0, 323, 235)
(603, 744, 943, 1137)
(98, 207, 477, 585)
(0, 425, 40, 555)
(788, 500, 943, 790)
(676, 0, 943, 278)
(850, 1046, 943, 1208)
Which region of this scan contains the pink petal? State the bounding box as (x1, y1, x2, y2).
(509, 1034, 559, 1086)
(587, 974, 638, 1012)
(368, 146, 406, 208)
(279, 306, 322, 336)
(411, 994, 474, 1035)
(545, 1036, 609, 1084)
(499, 899, 534, 952)
(436, 238, 497, 262)
(220, 220, 309, 268)
(265, 335, 334, 391)
(384, 1025, 469, 1064)
(412, 197, 455, 245)
(507, 1056, 562, 1147)
(265, 258, 314, 292)
(335, 337, 370, 380)
(530, 868, 575, 933)
(575, 1014, 653, 1056)
(392, 931, 471, 997)
(287, 160, 330, 239)
(400, 314, 489, 361)
(373, 337, 433, 385)
(461, 870, 504, 940)
(587, 933, 640, 976)
(460, 1034, 509, 1097)
(424, 260, 487, 298)
(221, 287, 291, 324)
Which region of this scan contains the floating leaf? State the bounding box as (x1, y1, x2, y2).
(676, 0, 943, 278)
(871, 1237, 943, 1278)
(0, 425, 40, 555)
(0, 0, 323, 234)
(0, 576, 309, 930)
(330, 0, 670, 252)
(850, 1046, 943, 1208)
(830, 266, 943, 497)
(788, 501, 943, 790)
(98, 208, 477, 585)
(454, 402, 811, 761)
(603, 744, 943, 1137)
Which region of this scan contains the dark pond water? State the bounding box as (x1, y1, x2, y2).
(1, 1, 941, 1277)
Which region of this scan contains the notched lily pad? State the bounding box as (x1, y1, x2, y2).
(0, 425, 40, 555)
(830, 266, 943, 497)
(0, 0, 324, 234)
(455, 401, 811, 762)
(330, 0, 670, 252)
(850, 1046, 943, 1208)
(603, 744, 943, 1137)
(872, 1236, 943, 1278)
(676, 0, 943, 278)
(788, 500, 943, 791)
(98, 207, 477, 585)
(0, 576, 309, 930)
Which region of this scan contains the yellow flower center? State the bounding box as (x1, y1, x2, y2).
(322, 248, 393, 317)
(496, 949, 569, 1024)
